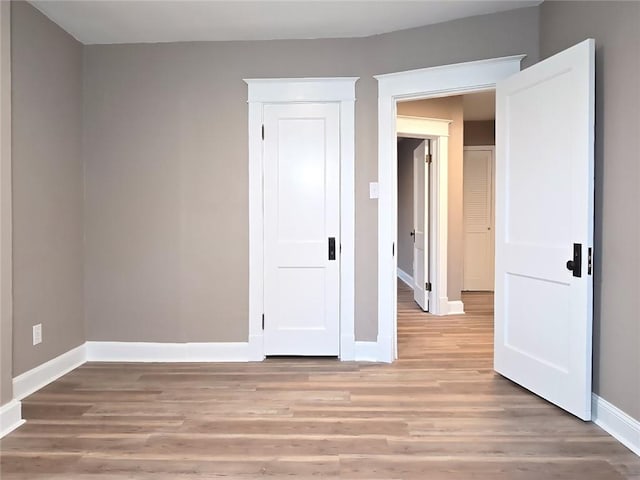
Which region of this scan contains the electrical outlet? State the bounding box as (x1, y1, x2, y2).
(32, 324, 42, 346)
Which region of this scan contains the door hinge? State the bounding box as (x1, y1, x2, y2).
(261, 124, 264, 140)
(425, 282, 432, 291)
(261, 313, 265, 330)
(392, 242, 395, 256)
(425, 154, 432, 164)
(588, 247, 592, 275)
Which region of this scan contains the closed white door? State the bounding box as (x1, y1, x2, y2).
(412, 140, 430, 311)
(494, 39, 594, 420)
(263, 103, 341, 356)
(463, 148, 494, 291)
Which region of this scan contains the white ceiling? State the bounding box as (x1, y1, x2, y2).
(29, 0, 541, 45)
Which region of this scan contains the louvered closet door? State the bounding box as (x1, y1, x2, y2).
(463, 148, 494, 291)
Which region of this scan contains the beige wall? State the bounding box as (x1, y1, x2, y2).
(541, 0, 640, 422)
(396, 138, 422, 277)
(464, 120, 495, 146)
(397, 97, 465, 302)
(0, 0, 12, 406)
(11, 1, 85, 375)
(81, 7, 539, 343)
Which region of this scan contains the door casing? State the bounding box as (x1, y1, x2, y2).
(375, 55, 525, 362)
(245, 77, 358, 361)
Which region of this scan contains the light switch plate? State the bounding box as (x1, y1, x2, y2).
(33, 324, 42, 346)
(369, 182, 379, 199)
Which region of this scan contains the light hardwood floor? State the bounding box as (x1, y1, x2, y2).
(1, 284, 639, 479)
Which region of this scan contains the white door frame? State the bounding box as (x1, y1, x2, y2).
(245, 77, 359, 361)
(375, 56, 525, 362)
(463, 145, 496, 291)
(397, 115, 451, 317)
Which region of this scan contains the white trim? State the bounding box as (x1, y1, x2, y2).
(85, 341, 259, 363)
(354, 341, 382, 362)
(245, 77, 358, 360)
(396, 267, 413, 288)
(448, 300, 465, 315)
(245, 77, 359, 103)
(12, 344, 86, 401)
(0, 399, 24, 438)
(397, 116, 451, 138)
(376, 55, 525, 363)
(592, 394, 640, 457)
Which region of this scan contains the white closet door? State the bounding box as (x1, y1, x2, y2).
(263, 103, 341, 356)
(463, 148, 494, 291)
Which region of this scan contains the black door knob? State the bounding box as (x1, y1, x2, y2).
(566, 260, 575, 271)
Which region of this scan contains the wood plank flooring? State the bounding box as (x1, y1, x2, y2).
(1, 284, 639, 479)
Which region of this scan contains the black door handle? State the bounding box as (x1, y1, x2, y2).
(410, 230, 415, 238)
(566, 243, 582, 277)
(328, 237, 336, 261)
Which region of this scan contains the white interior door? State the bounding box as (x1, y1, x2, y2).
(494, 39, 594, 420)
(463, 148, 494, 291)
(412, 140, 430, 311)
(263, 103, 340, 356)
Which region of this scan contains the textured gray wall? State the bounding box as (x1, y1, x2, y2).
(83, 7, 539, 342)
(540, 1, 640, 421)
(1, 0, 12, 406)
(11, 1, 85, 376)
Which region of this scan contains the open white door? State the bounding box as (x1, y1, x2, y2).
(412, 140, 430, 311)
(494, 39, 594, 420)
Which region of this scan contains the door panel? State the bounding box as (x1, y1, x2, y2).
(494, 39, 594, 420)
(463, 148, 494, 291)
(412, 140, 429, 311)
(263, 103, 340, 356)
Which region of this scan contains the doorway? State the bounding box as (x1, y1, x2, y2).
(376, 41, 595, 421)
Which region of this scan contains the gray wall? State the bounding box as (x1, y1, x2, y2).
(540, 0, 640, 421)
(11, 1, 85, 376)
(396, 138, 422, 277)
(464, 120, 495, 146)
(1, 0, 12, 406)
(83, 7, 539, 343)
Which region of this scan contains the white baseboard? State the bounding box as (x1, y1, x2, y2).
(340, 334, 356, 361)
(359, 335, 394, 363)
(86, 341, 259, 362)
(592, 393, 640, 456)
(247, 335, 265, 361)
(396, 268, 413, 288)
(448, 300, 465, 315)
(0, 399, 25, 438)
(354, 341, 382, 362)
(13, 344, 86, 401)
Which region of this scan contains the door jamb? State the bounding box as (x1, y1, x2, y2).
(244, 77, 359, 361)
(374, 56, 525, 362)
